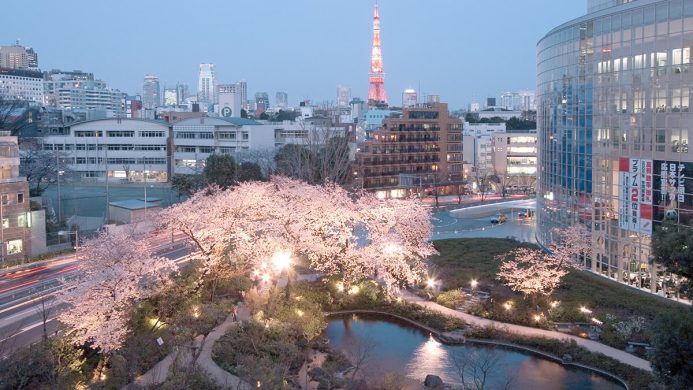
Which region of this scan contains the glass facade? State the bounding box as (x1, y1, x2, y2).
(537, 0, 693, 294)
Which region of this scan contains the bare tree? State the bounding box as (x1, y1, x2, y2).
(472, 163, 494, 203)
(343, 335, 377, 380)
(0, 99, 33, 136)
(451, 347, 515, 390)
(19, 139, 74, 196)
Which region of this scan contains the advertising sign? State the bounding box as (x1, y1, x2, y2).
(618, 157, 653, 234)
(653, 160, 693, 224)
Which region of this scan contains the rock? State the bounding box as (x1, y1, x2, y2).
(424, 374, 444, 388)
(562, 354, 573, 363)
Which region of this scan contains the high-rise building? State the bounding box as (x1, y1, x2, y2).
(176, 83, 189, 103)
(255, 92, 269, 115)
(0, 41, 38, 70)
(537, 0, 693, 294)
(355, 102, 463, 198)
(367, 3, 387, 107)
(276, 91, 288, 109)
(337, 85, 351, 107)
(218, 84, 241, 118)
(43, 69, 125, 114)
(402, 89, 417, 108)
(500, 91, 536, 111)
(163, 88, 178, 106)
(486, 97, 496, 108)
(197, 63, 217, 104)
(236, 80, 247, 110)
(142, 75, 160, 109)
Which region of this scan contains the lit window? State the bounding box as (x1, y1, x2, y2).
(6, 239, 22, 255)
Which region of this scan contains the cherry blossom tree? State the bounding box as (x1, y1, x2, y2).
(56, 226, 176, 353)
(551, 224, 592, 268)
(158, 177, 435, 296)
(496, 247, 568, 297)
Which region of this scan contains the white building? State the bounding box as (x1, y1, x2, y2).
(142, 75, 160, 109)
(490, 130, 537, 194)
(0, 42, 38, 70)
(197, 63, 217, 104)
(337, 85, 351, 107)
(218, 84, 241, 118)
(0, 68, 43, 104)
(41, 118, 170, 183)
(43, 70, 125, 115)
(477, 108, 522, 121)
(275, 92, 288, 109)
(402, 89, 417, 108)
(462, 122, 507, 184)
(163, 88, 178, 106)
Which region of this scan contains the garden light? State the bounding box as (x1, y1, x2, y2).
(504, 301, 513, 311)
(426, 278, 437, 289)
(471, 279, 478, 289)
(272, 251, 292, 272)
(579, 306, 592, 314)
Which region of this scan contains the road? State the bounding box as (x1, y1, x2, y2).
(0, 231, 192, 358)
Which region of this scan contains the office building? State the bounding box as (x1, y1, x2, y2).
(276, 91, 288, 109)
(43, 70, 125, 115)
(41, 118, 171, 183)
(490, 130, 538, 194)
(0, 41, 38, 70)
(337, 85, 352, 107)
(142, 75, 160, 109)
(0, 132, 32, 262)
(236, 80, 247, 110)
(163, 88, 178, 106)
(402, 89, 418, 108)
(537, 0, 693, 293)
(0, 68, 43, 104)
(355, 102, 463, 198)
(255, 92, 269, 115)
(197, 63, 217, 104)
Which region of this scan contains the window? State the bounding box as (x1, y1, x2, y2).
(199, 146, 215, 154)
(1, 218, 7, 228)
(17, 193, 23, 204)
(199, 132, 214, 139)
(175, 132, 196, 139)
(242, 132, 249, 140)
(177, 146, 196, 153)
(6, 239, 22, 255)
(17, 215, 25, 227)
(106, 131, 135, 137)
(1, 194, 8, 205)
(217, 132, 236, 139)
(139, 131, 166, 137)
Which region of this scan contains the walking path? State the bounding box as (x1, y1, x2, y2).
(128, 304, 252, 389)
(196, 304, 251, 389)
(401, 290, 653, 372)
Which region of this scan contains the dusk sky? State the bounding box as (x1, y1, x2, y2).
(5, 0, 585, 109)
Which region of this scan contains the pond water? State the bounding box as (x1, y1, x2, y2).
(325, 314, 624, 389)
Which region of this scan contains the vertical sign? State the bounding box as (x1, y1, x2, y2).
(618, 157, 630, 231)
(618, 157, 653, 235)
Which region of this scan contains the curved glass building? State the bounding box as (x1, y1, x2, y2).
(537, 0, 693, 294)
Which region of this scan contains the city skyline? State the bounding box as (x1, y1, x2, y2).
(2, 0, 584, 109)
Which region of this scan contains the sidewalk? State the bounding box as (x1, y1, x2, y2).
(401, 290, 652, 372)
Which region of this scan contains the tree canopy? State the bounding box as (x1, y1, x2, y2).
(652, 223, 693, 293)
(202, 154, 236, 188)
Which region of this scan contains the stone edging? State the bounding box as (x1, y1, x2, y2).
(325, 309, 630, 390)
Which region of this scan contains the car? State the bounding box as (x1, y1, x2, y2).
(490, 214, 507, 224)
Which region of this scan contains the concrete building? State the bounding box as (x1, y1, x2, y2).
(197, 63, 217, 104)
(0, 132, 31, 263)
(255, 92, 269, 115)
(462, 122, 507, 184)
(163, 88, 178, 106)
(355, 102, 463, 198)
(537, 0, 693, 294)
(337, 85, 351, 107)
(500, 91, 536, 111)
(478, 107, 523, 121)
(142, 75, 160, 109)
(0, 41, 38, 70)
(43, 70, 125, 115)
(275, 92, 288, 109)
(236, 80, 247, 110)
(108, 199, 162, 224)
(402, 89, 418, 108)
(218, 84, 241, 118)
(490, 130, 538, 194)
(0, 68, 43, 104)
(41, 118, 171, 183)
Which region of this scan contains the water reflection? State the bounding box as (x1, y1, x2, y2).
(325, 314, 623, 390)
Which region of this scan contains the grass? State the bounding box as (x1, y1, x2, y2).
(428, 238, 685, 343)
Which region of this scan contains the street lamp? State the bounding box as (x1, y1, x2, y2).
(470, 279, 478, 289)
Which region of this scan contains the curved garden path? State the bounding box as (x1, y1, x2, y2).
(401, 290, 652, 372)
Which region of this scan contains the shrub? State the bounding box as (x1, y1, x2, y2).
(435, 289, 465, 309)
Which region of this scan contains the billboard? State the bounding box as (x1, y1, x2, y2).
(653, 160, 693, 225)
(618, 158, 653, 234)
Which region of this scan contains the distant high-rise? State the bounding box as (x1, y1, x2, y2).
(218, 84, 241, 118)
(402, 89, 417, 108)
(486, 97, 497, 108)
(142, 75, 160, 109)
(367, 3, 387, 107)
(276, 91, 288, 109)
(337, 85, 351, 107)
(0, 41, 38, 70)
(197, 63, 217, 104)
(255, 92, 269, 115)
(236, 80, 247, 110)
(176, 83, 189, 103)
(163, 88, 178, 106)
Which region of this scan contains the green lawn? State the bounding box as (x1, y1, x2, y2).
(429, 238, 684, 327)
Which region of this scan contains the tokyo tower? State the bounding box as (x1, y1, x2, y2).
(368, 2, 387, 107)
